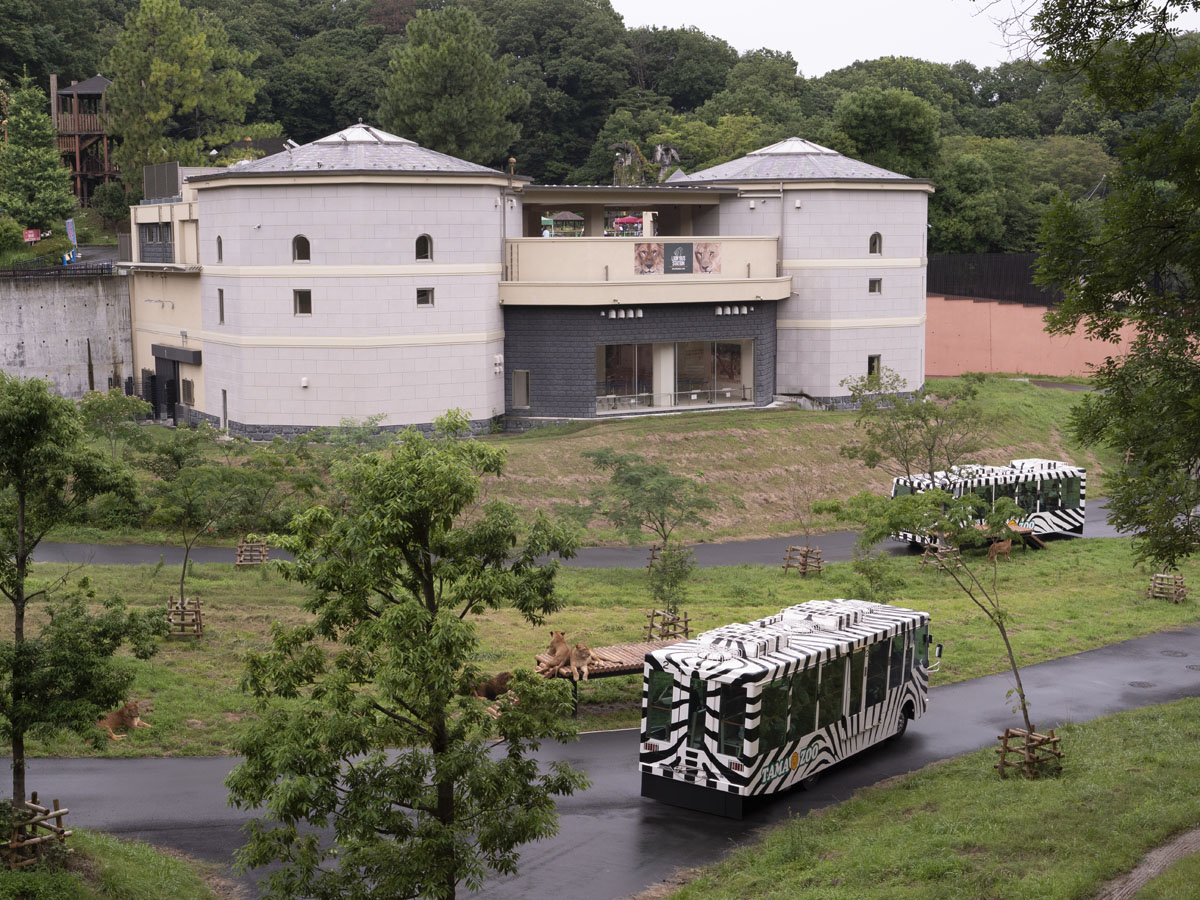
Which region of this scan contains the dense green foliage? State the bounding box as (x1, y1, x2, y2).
(12, 0, 1188, 248)
(1027, 3, 1200, 570)
(0, 75, 74, 229)
(226, 412, 584, 900)
(377, 6, 526, 165)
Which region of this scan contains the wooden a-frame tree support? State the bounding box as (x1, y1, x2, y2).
(782, 544, 823, 576)
(3, 793, 72, 869)
(235, 537, 268, 567)
(1149, 573, 1187, 603)
(995, 728, 1064, 779)
(644, 608, 691, 641)
(167, 595, 203, 639)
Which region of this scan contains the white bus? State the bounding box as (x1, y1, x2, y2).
(640, 598, 938, 818)
(891, 458, 1086, 545)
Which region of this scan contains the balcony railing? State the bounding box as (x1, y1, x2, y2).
(595, 385, 753, 414)
(57, 112, 105, 134)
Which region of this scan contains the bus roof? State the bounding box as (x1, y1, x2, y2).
(646, 599, 928, 684)
(894, 458, 1085, 491)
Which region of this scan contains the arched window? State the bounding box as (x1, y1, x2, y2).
(415, 234, 432, 261)
(292, 235, 310, 262)
(869, 232, 882, 255)
(216, 235, 223, 263)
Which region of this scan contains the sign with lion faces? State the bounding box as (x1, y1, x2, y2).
(633, 242, 721, 276)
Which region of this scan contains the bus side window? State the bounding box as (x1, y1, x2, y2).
(1041, 478, 1062, 510)
(719, 684, 746, 757)
(866, 641, 889, 707)
(759, 680, 788, 752)
(847, 648, 866, 718)
(817, 657, 845, 730)
(914, 625, 929, 668)
(788, 666, 818, 741)
(889, 633, 906, 689)
(893, 482, 912, 498)
(687, 677, 706, 749)
(647, 671, 674, 741)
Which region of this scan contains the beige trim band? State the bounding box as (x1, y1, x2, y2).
(192, 174, 514, 190)
(135, 326, 504, 350)
(782, 257, 925, 270)
(778, 315, 926, 330)
(208, 263, 503, 278)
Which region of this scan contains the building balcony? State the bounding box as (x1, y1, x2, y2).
(499, 236, 792, 306)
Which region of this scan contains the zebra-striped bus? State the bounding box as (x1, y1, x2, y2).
(640, 598, 938, 818)
(891, 458, 1086, 545)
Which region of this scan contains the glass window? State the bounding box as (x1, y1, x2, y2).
(1041, 478, 1063, 510)
(788, 666, 818, 740)
(687, 677, 706, 749)
(817, 657, 845, 730)
(719, 683, 745, 756)
(914, 625, 930, 668)
(293, 289, 312, 316)
(889, 633, 907, 689)
(893, 481, 912, 498)
(417, 288, 434, 307)
(869, 232, 882, 254)
(866, 641, 889, 707)
(415, 234, 432, 260)
(512, 370, 529, 409)
(759, 680, 788, 753)
(180, 379, 194, 405)
(868, 354, 881, 377)
(847, 648, 866, 718)
(646, 671, 674, 741)
(1062, 475, 1081, 508)
(292, 235, 310, 262)
(714, 342, 745, 401)
(216, 235, 222, 263)
(676, 340, 711, 400)
(218, 288, 224, 325)
(869, 278, 882, 293)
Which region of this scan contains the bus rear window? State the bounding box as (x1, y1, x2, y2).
(647, 671, 674, 741)
(893, 482, 912, 498)
(1062, 476, 1081, 508)
(719, 684, 746, 756)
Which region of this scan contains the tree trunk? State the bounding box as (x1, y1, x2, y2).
(996, 617, 1035, 734)
(12, 491, 27, 806)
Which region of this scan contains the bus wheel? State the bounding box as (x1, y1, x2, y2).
(800, 772, 820, 790)
(893, 709, 909, 741)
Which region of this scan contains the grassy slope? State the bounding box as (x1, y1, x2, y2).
(480, 376, 1119, 543)
(0, 831, 219, 899)
(48, 377, 1118, 547)
(669, 698, 1200, 900)
(9, 537, 1198, 755)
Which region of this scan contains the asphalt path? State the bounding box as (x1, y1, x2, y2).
(32, 498, 1122, 569)
(10, 624, 1197, 899)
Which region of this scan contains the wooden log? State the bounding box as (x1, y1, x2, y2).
(8, 830, 73, 849)
(17, 808, 69, 829)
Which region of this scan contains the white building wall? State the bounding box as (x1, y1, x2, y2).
(193, 181, 508, 431)
(720, 188, 928, 401)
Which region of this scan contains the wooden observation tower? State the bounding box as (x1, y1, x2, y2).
(49, 74, 117, 205)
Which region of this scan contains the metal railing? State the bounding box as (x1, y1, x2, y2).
(595, 386, 753, 412)
(6, 261, 114, 277)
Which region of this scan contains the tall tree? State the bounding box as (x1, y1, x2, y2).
(105, 0, 273, 187)
(0, 73, 75, 230)
(0, 374, 158, 806)
(226, 411, 584, 900)
(1022, 1, 1200, 569)
(834, 86, 940, 176)
(377, 6, 526, 165)
(627, 26, 738, 113)
(465, 0, 632, 183)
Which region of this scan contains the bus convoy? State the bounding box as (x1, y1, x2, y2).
(639, 598, 939, 818)
(890, 458, 1086, 545)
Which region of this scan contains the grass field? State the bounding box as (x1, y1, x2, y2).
(665, 698, 1200, 900)
(0, 831, 221, 899)
(48, 376, 1119, 547)
(7, 536, 1196, 756)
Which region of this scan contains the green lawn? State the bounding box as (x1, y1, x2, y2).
(668, 698, 1200, 900)
(7, 536, 1196, 755)
(0, 831, 220, 899)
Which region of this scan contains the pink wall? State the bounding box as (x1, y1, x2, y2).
(926, 294, 1137, 378)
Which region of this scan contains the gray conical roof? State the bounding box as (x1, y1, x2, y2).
(193, 123, 507, 178)
(681, 137, 913, 183)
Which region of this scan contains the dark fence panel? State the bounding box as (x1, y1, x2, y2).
(928, 253, 1062, 306)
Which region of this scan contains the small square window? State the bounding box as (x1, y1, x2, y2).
(294, 289, 312, 316)
(868, 278, 882, 293)
(513, 370, 530, 408)
(218, 288, 225, 324)
(868, 355, 881, 377)
(181, 378, 194, 406)
(417, 288, 434, 307)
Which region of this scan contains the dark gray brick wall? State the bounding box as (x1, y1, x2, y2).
(502, 301, 777, 418)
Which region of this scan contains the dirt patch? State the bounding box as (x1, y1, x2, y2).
(1088, 826, 1200, 900)
(154, 845, 252, 900)
(620, 867, 705, 900)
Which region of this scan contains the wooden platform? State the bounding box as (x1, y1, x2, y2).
(536, 639, 682, 714)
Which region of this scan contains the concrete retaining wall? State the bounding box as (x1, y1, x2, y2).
(0, 275, 133, 397)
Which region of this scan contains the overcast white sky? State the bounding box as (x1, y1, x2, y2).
(609, 0, 1200, 77)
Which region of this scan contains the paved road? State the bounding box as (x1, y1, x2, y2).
(12, 625, 1197, 899)
(32, 498, 1122, 569)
